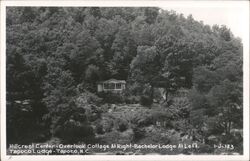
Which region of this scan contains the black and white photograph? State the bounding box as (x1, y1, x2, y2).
(0, 1, 249, 161)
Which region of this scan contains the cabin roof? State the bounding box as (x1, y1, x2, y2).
(98, 79, 126, 84)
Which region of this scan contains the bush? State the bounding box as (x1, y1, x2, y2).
(76, 91, 102, 107)
(101, 129, 134, 144)
(124, 82, 145, 96)
(98, 92, 125, 104)
(132, 114, 154, 127)
(133, 126, 145, 142)
(96, 124, 105, 134)
(100, 104, 109, 112)
(140, 95, 153, 106)
(115, 118, 129, 132)
(171, 119, 191, 132)
(125, 95, 140, 104)
(130, 109, 154, 127)
(7, 101, 50, 144)
(99, 117, 114, 133)
(75, 91, 103, 122)
(55, 119, 95, 144)
(220, 134, 242, 145)
(205, 116, 224, 136)
(53, 101, 96, 144)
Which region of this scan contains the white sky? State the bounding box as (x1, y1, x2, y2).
(162, 1, 249, 39)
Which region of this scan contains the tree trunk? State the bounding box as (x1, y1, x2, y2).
(150, 85, 154, 99)
(165, 89, 169, 102)
(228, 121, 231, 135)
(224, 122, 228, 135)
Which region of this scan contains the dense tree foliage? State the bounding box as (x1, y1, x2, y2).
(6, 7, 243, 154)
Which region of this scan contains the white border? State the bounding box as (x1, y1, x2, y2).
(1, 1, 249, 161)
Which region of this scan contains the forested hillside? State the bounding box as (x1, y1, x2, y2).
(6, 7, 243, 154)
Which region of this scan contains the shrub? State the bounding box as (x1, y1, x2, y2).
(133, 126, 145, 142)
(100, 117, 114, 133)
(205, 116, 224, 136)
(75, 91, 103, 122)
(125, 82, 144, 96)
(115, 118, 129, 132)
(96, 124, 105, 134)
(220, 134, 242, 145)
(75, 91, 102, 107)
(7, 101, 50, 145)
(150, 110, 173, 128)
(100, 104, 109, 112)
(125, 95, 140, 104)
(52, 100, 96, 144)
(130, 109, 154, 127)
(55, 119, 95, 144)
(140, 95, 153, 106)
(132, 114, 154, 127)
(98, 92, 125, 104)
(171, 119, 191, 132)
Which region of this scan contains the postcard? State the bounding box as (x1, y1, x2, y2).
(0, 0, 249, 161)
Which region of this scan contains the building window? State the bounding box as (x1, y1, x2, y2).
(110, 83, 115, 89)
(103, 83, 108, 89)
(103, 83, 115, 90)
(116, 83, 122, 89)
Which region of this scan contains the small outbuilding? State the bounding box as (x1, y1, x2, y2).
(97, 79, 126, 93)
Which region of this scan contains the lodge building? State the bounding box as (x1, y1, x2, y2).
(97, 79, 126, 93)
